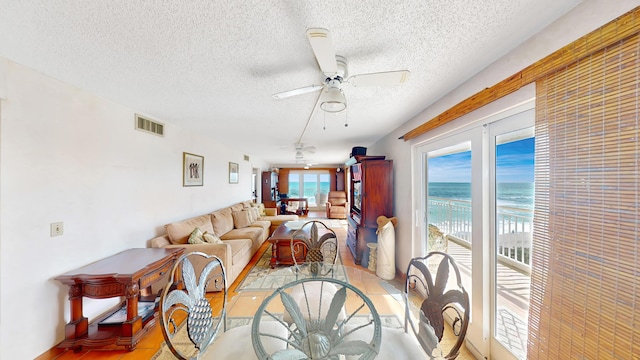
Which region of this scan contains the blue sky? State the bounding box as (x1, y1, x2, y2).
(428, 137, 535, 183)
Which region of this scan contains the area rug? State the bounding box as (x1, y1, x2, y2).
(151, 314, 402, 359)
(236, 220, 348, 292)
(320, 218, 348, 229)
(235, 243, 348, 291)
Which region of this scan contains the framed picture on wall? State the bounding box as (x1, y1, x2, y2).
(183, 152, 204, 187)
(229, 162, 239, 184)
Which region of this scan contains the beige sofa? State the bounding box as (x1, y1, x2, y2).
(150, 201, 298, 290)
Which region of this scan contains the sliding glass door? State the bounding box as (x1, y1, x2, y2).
(489, 116, 534, 360)
(425, 141, 474, 310)
(415, 107, 534, 359)
(416, 127, 483, 355)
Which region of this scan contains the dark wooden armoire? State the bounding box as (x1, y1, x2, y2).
(346, 157, 393, 266)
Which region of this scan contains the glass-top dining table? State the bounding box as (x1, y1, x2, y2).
(228, 262, 445, 359)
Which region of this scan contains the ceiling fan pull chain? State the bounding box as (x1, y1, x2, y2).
(323, 111, 326, 130)
(344, 109, 349, 127)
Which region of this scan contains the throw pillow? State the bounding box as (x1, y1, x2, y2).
(203, 231, 223, 244)
(250, 206, 260, 221)
(232, 210, 252, 229)
(246, 206, 256, 223)
(187, 227, 205, 244)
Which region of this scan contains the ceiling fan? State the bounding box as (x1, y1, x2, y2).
(272, 28, 410, 113)
(294, 142, 315, 160)
(293, 143, 317, 167)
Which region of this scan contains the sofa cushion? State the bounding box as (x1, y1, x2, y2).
(224, 239, 253, 266)
(241, 200, 252, 208)
(150, 235, 170, 248)
(211, 208, 234, 236)
(221, 227, 263, 243)
(232, 210, 252, 229)
(259, 214, 299, 226)
(166, 214, 214, 244)
(249, 220, 271, 241)
(230, 203, 244, 212)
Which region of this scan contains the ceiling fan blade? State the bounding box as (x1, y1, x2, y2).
(272, 84, 323, 99)
(348, 70, 411, 87)
(306, 28, 338, 76)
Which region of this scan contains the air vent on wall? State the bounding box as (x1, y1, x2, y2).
(135, 114, 164, 137)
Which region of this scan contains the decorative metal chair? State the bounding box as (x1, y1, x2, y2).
(284, 220, 341, 325)
(344, 251, 468, 359)
(401, 251, 470, 359)
(159, 252, 289, 359)
(290, 220, 338, 277)
(252, 277, 382, 360)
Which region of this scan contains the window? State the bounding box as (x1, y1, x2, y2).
(288, 170, 330, 208)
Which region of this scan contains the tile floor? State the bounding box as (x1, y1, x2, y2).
(37, 212, 476, 359)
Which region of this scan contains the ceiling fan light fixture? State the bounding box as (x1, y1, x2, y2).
(320, 87, 347, 113)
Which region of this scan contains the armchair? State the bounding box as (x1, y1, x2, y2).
(326, 191, 348, 219)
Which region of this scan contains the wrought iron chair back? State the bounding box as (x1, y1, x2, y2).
(404, 251, 470, 359)
(290, 220, 338, 276)
(252, 277, 382, 360)
(159, 252, 227, 360)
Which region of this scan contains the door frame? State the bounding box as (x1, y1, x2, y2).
(488, 109, 535, 360)
(411, 98, 535, 359)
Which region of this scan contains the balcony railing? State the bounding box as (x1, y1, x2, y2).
(287, 190, 330, 208)
(428, 197, 533, 273)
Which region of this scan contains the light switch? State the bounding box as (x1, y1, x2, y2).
(50, 222, 64, 237)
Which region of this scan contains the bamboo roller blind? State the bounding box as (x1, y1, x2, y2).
(529, 33, 640, 358)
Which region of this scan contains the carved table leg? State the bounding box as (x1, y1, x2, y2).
(122, 283, 142, 340)
(270, 241, 278, 268)
(65, 284, 88, 340)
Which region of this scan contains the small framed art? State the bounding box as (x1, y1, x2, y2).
(183, 152, 204, 187)
(229, 162, 239, 184)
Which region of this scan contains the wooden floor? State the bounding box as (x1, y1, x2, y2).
(37, 210, 476, 359)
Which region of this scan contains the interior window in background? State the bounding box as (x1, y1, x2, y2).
(289, 170, 330, 208)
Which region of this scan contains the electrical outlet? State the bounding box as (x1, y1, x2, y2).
(50, 222, 64, 237)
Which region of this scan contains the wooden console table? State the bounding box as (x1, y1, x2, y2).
(54, 247, 184, 351)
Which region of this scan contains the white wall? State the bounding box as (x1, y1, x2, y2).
(371, 0, 640, 274)
(0, 60, 269, 359)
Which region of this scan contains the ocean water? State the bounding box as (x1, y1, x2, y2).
(428, 182, 534, 209)
(428, 182, 534, 237)
(287, 181, 330, 198)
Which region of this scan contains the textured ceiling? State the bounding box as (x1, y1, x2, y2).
(0, 0, 581, 166)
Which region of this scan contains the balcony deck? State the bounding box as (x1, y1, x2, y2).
(448, 238, 530, 358)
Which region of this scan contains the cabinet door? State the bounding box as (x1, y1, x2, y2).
(262, 172, 272, 202)
(361, 160, 393, 228)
